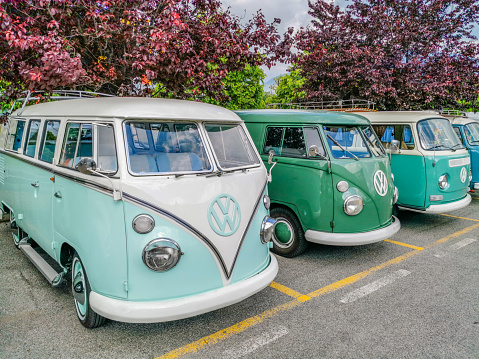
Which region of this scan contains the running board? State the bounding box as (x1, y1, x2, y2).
(18, 241, 66, 287)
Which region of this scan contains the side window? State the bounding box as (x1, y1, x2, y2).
(263, 127, 309, 158)
(263, 127, 284, 155)
(454, 127, 464, 144)
(59, 123, 93, 168)
(282, 127, 306, 157)
(39, 120, 61, 163)
(304, 127, 326, 157)
(5, 119, 26, 152)
(24, 120, 41, 158)
(97, 124, 118, 173)
(373, 124, 415, 150)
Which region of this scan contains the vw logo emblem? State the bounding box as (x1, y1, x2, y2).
(374, 170, 388, 197)
(208, 195, 241, 236)
(460, 167, 467, 183)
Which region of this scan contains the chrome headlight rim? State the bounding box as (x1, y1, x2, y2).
(343, 195, 364, 216)
(260, 216, 276, 244)
(142, 238, 182, 272)
(263, 195, 271, 210)
(438, 174, 448, 190)
(393, 186, 399, 204)
(132, 214, 155, 234)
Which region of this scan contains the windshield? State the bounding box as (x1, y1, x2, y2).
(464, 122, 479, 145)
(205, 124, 260, 169)
(360, 126, 386, 156)
(417, 118, 464, 151)
(323, 125, 372, 159)
(125, 122, 211, 175)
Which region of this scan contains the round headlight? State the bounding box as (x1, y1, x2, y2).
(337, 181, 349, 193)
(142, 238, 182, 271)
(393, 186, 399, 204)
(260, 216, 276, 243)
(344, 195, 363, 216)
(133, 214, 155, 234)
(263, 195, 271, 210)
(438, 174, 448, 189)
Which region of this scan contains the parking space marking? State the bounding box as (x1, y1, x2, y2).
(434, 237, 477, 258)
(270, 281, 311, 302)
(221, 326, 289, 358)
(437, 213, 479, 222)
(339, 269, 411, 303)
(384, 239, 424, 250)
(158, 222, 479, 359)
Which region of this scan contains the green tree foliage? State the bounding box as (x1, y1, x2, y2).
(265, 69, 306, 106)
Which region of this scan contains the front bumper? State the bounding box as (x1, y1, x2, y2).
(90, 253, 278, 323)
(400, 194, 471, 214)
(304, 216, 401, 246)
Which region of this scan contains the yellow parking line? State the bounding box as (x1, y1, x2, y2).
(270, 281, 311, 302)
(157, 222, 479, 359)
(437, 213, 479, 222)
(384, 239, 424, 250)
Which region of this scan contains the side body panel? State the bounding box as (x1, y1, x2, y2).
(390, 153, 426, 209)
(52, 174, 128, 300)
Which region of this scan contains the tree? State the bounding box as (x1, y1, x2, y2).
(265, 69, 306, 106)
(294, 0, 479, 110)
(0, 0, 286, 109)
(212, 64, 266, 110)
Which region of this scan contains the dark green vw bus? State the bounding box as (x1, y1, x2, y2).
(237, 110, 400, 257)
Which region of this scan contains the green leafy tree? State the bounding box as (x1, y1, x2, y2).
(265, 69, 306, 105)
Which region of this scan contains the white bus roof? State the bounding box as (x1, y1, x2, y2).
(12, 97, 241, 122)
(354, 111, 448, 124)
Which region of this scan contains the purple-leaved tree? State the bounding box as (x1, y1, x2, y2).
(0, 0, 287, 107)
(294, 0, 479, 110)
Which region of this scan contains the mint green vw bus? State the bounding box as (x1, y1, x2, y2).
(360, 112, 471, 213)
(0, 92, 277, 328)
(237, 110, 400, 257)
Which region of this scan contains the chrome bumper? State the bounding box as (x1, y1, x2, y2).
(304, 216, 401, 246)
(90, 253, 278, 323)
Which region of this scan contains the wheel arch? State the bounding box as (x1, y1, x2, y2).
(270, 202, 305, 231)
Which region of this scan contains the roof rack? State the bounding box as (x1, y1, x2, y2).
(10, 90, 115, 116)
(440, 109, 467, 117)
(266, 99, 376, 111)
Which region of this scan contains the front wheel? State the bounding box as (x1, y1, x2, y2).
(270, 207, 308, 257)
(71, 253, 106, 328)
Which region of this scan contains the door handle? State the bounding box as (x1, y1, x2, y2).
(54, 192, 62, 199)
(31, 182, 39, 188)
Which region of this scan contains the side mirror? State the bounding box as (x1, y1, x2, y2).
(308, 145, 320, 157)
(77, 158, 97, 175)
(390, 139, 400, 151)
(268, 149, 275, 164)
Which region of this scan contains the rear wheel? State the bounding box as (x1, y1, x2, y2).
(71, 253, 106, 328)
(270, 207, 308, 257)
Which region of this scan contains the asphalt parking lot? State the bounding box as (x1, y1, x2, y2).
(1, 196, 478, 359)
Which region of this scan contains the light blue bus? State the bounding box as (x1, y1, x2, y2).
(0, 92, 277, 328)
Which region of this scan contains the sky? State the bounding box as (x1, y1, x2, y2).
(220, 0, 479, 83)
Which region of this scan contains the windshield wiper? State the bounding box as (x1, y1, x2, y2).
(426, 144, 445, 151)
(327, 134, 359, 161)
(449, 143, 462, 151)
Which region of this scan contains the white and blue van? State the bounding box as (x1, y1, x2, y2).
(0, 92, 278, 328)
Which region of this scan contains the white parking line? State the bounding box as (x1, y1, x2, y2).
(221, 326, 289, 358)
(339, 269, 411, 304)
(434, 238, 477, 258)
